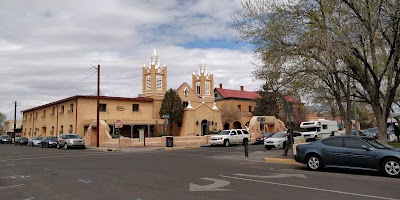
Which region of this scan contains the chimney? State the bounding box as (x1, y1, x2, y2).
(240, 86, 244, 91)
(219, 83, 222, 89)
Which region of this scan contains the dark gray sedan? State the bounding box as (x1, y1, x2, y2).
(294, 136, 400, 177)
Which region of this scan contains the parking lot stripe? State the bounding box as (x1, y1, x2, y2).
(0, 152, 124, 162)
(220, 175, 399, 200)
(0, 184, 25, 190)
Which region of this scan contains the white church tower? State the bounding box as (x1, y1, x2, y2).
(142, 48, 167, 98)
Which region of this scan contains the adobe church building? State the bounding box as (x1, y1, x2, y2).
(21, 49, 222, 142)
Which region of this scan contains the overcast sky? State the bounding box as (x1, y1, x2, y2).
(0, 0, 264, 119)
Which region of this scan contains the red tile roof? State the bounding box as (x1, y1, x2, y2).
(215, 88, 261, 100)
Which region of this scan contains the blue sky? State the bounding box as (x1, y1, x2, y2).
(0, 0, 264, 119)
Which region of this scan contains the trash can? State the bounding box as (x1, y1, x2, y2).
(166, 136, 174, 147)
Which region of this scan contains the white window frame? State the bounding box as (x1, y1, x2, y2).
(196, 82, 201, 95)
(146, 76, 151, 91)
(156, 75, 162, 91)
(205, 82, 210, 95)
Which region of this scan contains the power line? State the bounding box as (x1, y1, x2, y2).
(53, 71, 97, 97)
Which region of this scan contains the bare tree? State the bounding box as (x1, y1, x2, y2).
(219, 104, 240, 128)
(233, 0, 400, 142)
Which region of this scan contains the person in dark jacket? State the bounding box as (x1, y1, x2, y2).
(283, 129, 292, 156)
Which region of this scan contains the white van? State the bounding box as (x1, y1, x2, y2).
(300, 119, 338, 140)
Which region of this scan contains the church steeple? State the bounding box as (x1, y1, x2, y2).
(150, 48, 160, 68)
(142, 48, 167, 97)
(192, 58, 214, 102)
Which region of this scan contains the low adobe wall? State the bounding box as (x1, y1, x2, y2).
(101, 135, 212, 148)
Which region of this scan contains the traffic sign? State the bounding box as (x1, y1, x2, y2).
(115, 119, 123, 128)
(162, 115, 170, 119)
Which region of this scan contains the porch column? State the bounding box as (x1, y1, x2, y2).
(130, 125, 134, 139)
(147, 125, 151, 137)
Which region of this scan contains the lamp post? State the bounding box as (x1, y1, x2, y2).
(351, 85, 359, 134)
(90, 64, 100, 147)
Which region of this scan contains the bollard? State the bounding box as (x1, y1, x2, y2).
(243, 139, 249, 157)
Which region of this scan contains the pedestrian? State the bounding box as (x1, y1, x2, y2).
(394, 124, 400, 143)
(283, 129, 292, 156)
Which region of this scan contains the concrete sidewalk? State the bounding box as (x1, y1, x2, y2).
(264, 149, 301, 165)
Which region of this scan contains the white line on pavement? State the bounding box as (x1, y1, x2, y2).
(0, 152, 124, 162)
(0, 184, 25, 190)
(0, 152, 105, 159)
(220, 175, 399, 200)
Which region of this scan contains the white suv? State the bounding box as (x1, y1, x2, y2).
(210, 129, 250, 147)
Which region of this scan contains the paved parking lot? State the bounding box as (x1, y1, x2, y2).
(1, 143, 399, 200)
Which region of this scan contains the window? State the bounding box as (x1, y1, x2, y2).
(344, 138, 366, 149)
(60, 106, 64, 114)
(156, 76, 162, 91)
(52, 107, 55, 115)
(69, 125, 73, 133)
(70, 104, 74, 112)
(237, 130, 242, 135)
(322, 125, 328, 129)
(132, 104, 139, 112)
(146, 76, 151, 91)
(249, 106, 252, 112)
(322, 138, 342, 147)
(183, 101, 189, 108)
(205, 82, 210, 95)
(238, 105, 242, 111)
(183, 88, 189, 96)
(242, 130, 250, 135)
(60, 126, 64, 134)
(230, 131, 237, 135)
(100, 104, 107, 112)
(196, 82, 201, 95)
(51, 127, 54, 135)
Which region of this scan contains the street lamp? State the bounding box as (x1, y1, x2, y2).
(90, 64, 100, 147)
(351, 85, 359, 134)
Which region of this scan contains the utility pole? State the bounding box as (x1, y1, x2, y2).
(13, 101, 17, 143)
(97, 64, 100, 147)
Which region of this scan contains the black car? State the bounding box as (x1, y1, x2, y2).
(0, 135, 12, 144)
(294, 136, 400, 177)
(40, 136, 58, 148)
(15, 137, 29, 145)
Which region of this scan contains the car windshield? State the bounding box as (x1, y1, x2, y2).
(33, 137, 42, 140)
(218, 130, 231, 135)
(2, 136, 11, 139)
(261, 133, 273, 137)
(365, 128, 378, 133)
(21, 137, 28, 140)
(364, 138, 393, 149)
(302, 127, 317, 132)
(47, 137, 57, 140)
(65, 134, 80, 139)
(271, 132, 287, 138)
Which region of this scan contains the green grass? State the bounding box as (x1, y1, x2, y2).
(389, 142, 400, 148)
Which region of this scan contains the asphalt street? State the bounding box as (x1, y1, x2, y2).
(0, 143, 399, 200)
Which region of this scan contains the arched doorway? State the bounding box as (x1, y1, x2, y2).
(201, 120, 208, 135)
(223, 123, 230, 130)
(233, 121, 242, 129)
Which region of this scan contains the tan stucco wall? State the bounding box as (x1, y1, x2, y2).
(180, 103, 222, 136)
(215, 99, 256, 129)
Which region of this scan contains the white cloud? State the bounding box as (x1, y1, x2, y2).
(0, 0, 264, 119)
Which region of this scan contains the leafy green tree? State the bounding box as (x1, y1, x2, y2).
(159, 89, 184, 136)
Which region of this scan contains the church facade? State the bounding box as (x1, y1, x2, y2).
(21, 49, 222, 139)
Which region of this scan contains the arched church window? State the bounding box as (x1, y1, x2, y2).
(156, 76, 162, 91)
(183, 88, 189, 96)
(146, 76, 151, 91)
(205, 82, 210, 95)
(196, 82, 201, 95)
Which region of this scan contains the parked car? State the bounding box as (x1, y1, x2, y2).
(40, 136, 58, 148)
(15, 137, 29, 145)
(28, 137, 43, 147)
(209, 129, 250, 147)
(57, 134, 85, 149)
(0, 135, 12, 144)
(294, 136, 400, 177)
(364, 127, 378, 139)
(264, 131, 302, 150)
(255, 132, 275, 144)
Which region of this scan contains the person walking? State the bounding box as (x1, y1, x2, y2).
(283, 129, 292, 156)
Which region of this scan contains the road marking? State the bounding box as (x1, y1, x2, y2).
(220, 175, 399, 200)
(23, 197, 35, 200)
(189, 177, 232, 192)
(78, 179, 92, 184)
(0, 163, 16, 166)
(0, 152, 124, 162)
(235, 173, 307, 179)
(0, 175, 31, 179)
(0, 184, 25, 190)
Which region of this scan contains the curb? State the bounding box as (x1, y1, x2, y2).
(164, 146, 201, 150)
(95, 148, 120, 152)
(264, 157, 302, 165)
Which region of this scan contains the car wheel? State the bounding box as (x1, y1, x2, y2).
(381, 158, 400, 177)
(57, 143, 60, 149)
(64, 143, 68, 150)
(265, 146, 271, 150)
(223, 140, 230, 147)
(306, 154, 323, 171)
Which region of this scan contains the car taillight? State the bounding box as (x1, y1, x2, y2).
(296, 145, 299, 152)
